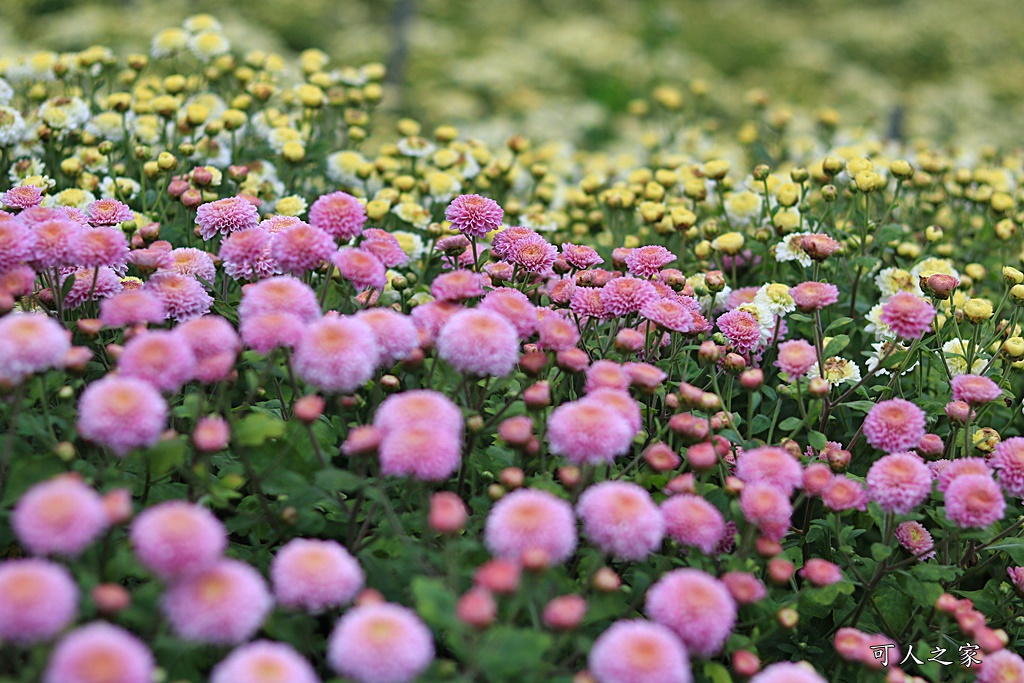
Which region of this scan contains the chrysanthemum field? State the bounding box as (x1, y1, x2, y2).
(1, 10, 1024, 683)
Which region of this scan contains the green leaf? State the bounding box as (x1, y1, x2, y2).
(477, 627, 553, 682)
(871, 543, 893, 562)
(843, 400, 876, 414)
(411, 576, 458, 631)
(779, 416, 803, 431)
(909, 563, 959, 582)
(315, 467, 365, 493)
(853, 255, 880, 270)
(808, 430, 828, 451)
(750, 414, 773, 435)
(148, 438, 187, 477)
(822, 334, 850, 359)
(703, 662, 733, 683)
(986, 537, 1024, 564)
(824, 317, 854, 334)
(234, 413, 286, 447)
(60, 272, 76, 299)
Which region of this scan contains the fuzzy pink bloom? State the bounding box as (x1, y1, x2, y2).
(327, 602, 434, 683)
(570, 286, 607, 319)
(822, 476, 867, 511)
(717, 309, 762, 354)
(735, 446, 803, 494)
(429, 492, 468, 534)
(87, 198, 133, 226)
(751, 663, 826, 683)
(720, 571, 767, 605)
(355, 309, 418, 366)
(739, 482, 792, 542)
(77, 376, 167, 456)
(800, 559, 843, 586)
(547, 396, 634, 465)
(625, 245, 676, 278)
(576, 482, 664, 560)
(2, 185, 43, 209)
(293, 317, 379, 393)
(588, 620, 692, 683)
(72, 226, 129, 269)
(13, 475, 107, 557)
(99, 290, 166, 327)
(587, 388, 642, 433)
(219, 227, 280, 280)
(361, 228, 408, 267)
(0, 558, 78, 644)
(193, 415, 230, 452)
(196, 196, 260, 240)
(479, 287, 537, 338)
(177, 315, 241, 383)
(445, 194, 503, 238)
(661, 494, 726, 555)
(485, 488, 577, 564)
(144, 271, 212, 321)
(936, 457, 990, 493)
(60, 267, 123, 309)
(491, 226, 539, 259)
(430, 269, 485, 301)
(601, 277, 659, 318)
(863, 398, 927, 453)
(271, 538, 364, 612)
(378, 425, 462, 481)
(0, 312, 71, 383)
(543, 594, 586, 630)
(163, 559, 272, 645)
(374, 390, 463, 434)
(977, 650, 1024, 683)
(0, 219, 36, 271)
(130, 500, 227, 579)
(626, 362, 667, 391)
(239, 275, 321, 322)
(328, 247, 384, 291)
(163, 247, 216, 285)
(951, 374, 1002, 404)
(561, 243, 603, 269)
(507, 234, 557, 274)
(260, 215, 303, 234)
(240, 312, 306, 354)
(44, 623, 154, 683)
(992, 436, 1024, 497)
(211, 641, 319, 683)
(585, 360, 631, 393)
(879, 291, 936, 339)
(30, 217, 82, 269)
(127, 246, 173, 271)
(791, 281, 839, 311)
(641, 297, 705, 334)
(645, 568, 736, 658)
(833, 627, 871, 663)
(945, 474, 1005, 528)
(537, 314, 580, 351)
(803, 463, 834, 496)
(117, 330, 197, 392)
(309, 191, 366, 242)
(866, 452, 933, 514)
(895, 521, 935, 560)
(436, 308, 519, 376)
(270, 222, 333, 274)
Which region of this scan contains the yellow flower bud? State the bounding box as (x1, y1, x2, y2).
(163, 74, 187, 94)
(712, 231, 745, 255)
(965, 263, 986, 281)
(396, 118, 420, 136)
(143, 161, 160, 178)
(157, 152, 177, 171)
(963, 298, 994, 323)
(896, 242, 921, 259)
(1003, 336, 1024, 358)
(775, 182, 800, 208)
(366, 199, 391, 221)
(281, 142, 305, 163)
(1002, 266, 1024, 285)
(295, 84, 325, 108)
(694, 240, 712, 259)
(992, 191, 1015, 213)
(185, 104, 209, 126)
(925, 225, 943, 242)
(854, 170, 884, 193)
(890, 159, 914, 179)
(704, 159, 730, 180)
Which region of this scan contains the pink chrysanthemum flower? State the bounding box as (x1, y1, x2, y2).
(361, 228, 408, 267)
(570, 286, 607, 320)
(240, 312, 306, 354)
(791, 281, 839, 311)
(735, 446, 803, 494)
(77, 376, 167, 456)
(661, 494, 726, 555)
(0, 264, 35, 298)
(800, 559, 843, 586)
(87, 198, 133, 226)
(30, 217, 82, 269)
(309, 191, 366, 242)
(99, 290, 166, 328)
(239, 276, 320, 323)
(878, 291, 936, 339)
(945, 474, 1005, 528)
(117, 330, 197, 392)
(44, 623, 154, 683)
(992, 436, 1024, 497)
(485, 488, 577, 564)
(0, 219, 36, 271)
(72, 226, 129, 269)
(327, 602, 434, 683)
(355, 309, 418, 366)
(0, 558, 78, 644)
(177, 315, 241, 384)
(726, 286, 759, 309)
(739, 482, 792, 542)
(717, 309, 762, 354)
(625, 245, 676, 278)
(561, 243, 603, 269)
(936, 457, 990, 493)
(750, 662, 827, 683)
(491, 226, 539, 259)
(589, 620, 692, 683)
(863, 398, 926, 453)
(547, 396, 634, 465)
(479, 287, 537, 339)
(833, 628, 872, 663)
(576, 482, 665, 561)
(866, 452, 932, 514)
(162, 559, 272, 645)
(507, 234, 558, 274)
(430, 269, 485, 301)
(445, 194, 503, 238)
(127, 246, 173, 272)
(641, 297, 704, 334)
(0, 312, 71, 383)
(721, 571, 767, 605)
(130, 500, 227, 579)
(585, 360, 631, 393)
(260, 215, 305, 234)
(271, 538, 364, 612)
(537, 314, 580, 351)
(645, 568, 736, 658)
(211, 641, 319, 683)
(601, 277, 659, 317)
(196, 196, 260, 240)
(822, 476, 868, 512)
(775, 339, 817, 378)
(625, 362, 667, 391)
(13, 475, 107, 557)
(378, 425, 462, 481)
(977, 650, 1024, 683)
(293, 316, 379, 393)
(436, 308, 520, 376)
(60, 267, 123, 309)
(163, 247, 217, 285)
(587, 388, 642, 433)
(272, 222, 334, 274)
(2, 184, 43, 209)
(144, 271, 213, 321)
(373, 389, 463, 435)
(219, 227, 280, 280)
(951, 373, 1002, 404)
(895, 521, 935, 560)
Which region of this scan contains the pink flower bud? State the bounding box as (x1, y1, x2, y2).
(917, 433, 944, 458)
(665, 474, 696, 495)
(341, 425, 380, 456)
(498, 416, 533, 446)
(192, 415, 230, 453)
(475, 559, 521, 594)
(456, 587, 496, 628)
(592, 567, 621, 592)
(556, 348, 590, 373)
(102, 488, 133, 525)
(803, 463, 834, 496)
(768, 558, 794, 584)
(523, 381, 552, 408)
(733, 650, 761, 677)
(542, 594, 587, 630)
(92, 584, 131, 615)
(686, 441, 718, 470)
(740, 368, 763, 390)
(500, 467, 525, 489)
(293, 395, 325, 423)
(429, 492, 468, 534)
(643, 443, 681, 472)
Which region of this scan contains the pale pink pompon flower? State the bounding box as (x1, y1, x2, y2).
(77, 376, 168, 456)
(130, 500, 227, 580)
(878, 291, 935, 339)
(211, 640, 319, 683)
(951, 374, 1002, 404)
(436, 308, 520, 377)
(162, 559, 272, 645)
(445, 194, 503, 238)
(13, 475, 107, 557)
(309, 191, 367, 242)
(546, 395, 635, 465)
(944, 474, 1005, 529)
(0, 558, 78, 644)
(195, 196, 260, 240)
(484, 488, 577, 565)
(293, 316, 380, 393)
(44, 622, 155, 683)
(588, 620, 692, 683)
(271, 538, 364, 612)
(576, 481, 665, 561)
(661, 494, 726, 555)
(750, 662, 827, 683)
(645, 568, 736, 658)
(992, 436, 1024, 496)
(327, 602, 434, 683)
(862, 398, 926, 453)
(866, 452, 932, 514)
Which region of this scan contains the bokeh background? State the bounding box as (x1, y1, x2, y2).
(4, 0, 1024, 147)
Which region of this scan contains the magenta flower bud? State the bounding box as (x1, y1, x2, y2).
(686, 441, 719, 471)
(523, 381, 552, 408)
(917, 433, 945, 458)
(456, 587, 496, 628)
(944, 400, 974, 425)
(429, 492, 468, 534)
(740, 368, 763, 390)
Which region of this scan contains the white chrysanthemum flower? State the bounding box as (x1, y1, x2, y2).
(183, 13, 222, 33)
(775, 231, 813, 268)
(864, 302, 892, 339)
(332, 66, 369, 87)
(191, 133, 233, 168)
(99, 176, 141, 200)
(127, 113, 165, 146)
(0, 106, 27, 147)
(520, 210, 557, 233)
(189, 31, 231, 61)
(151, 28, 188, 57)
(425, 170, 460, 203)
(942, 339, 988, 376)
(392, 231, 425, 261)
(8, 158, 46, 184)
(875, 266, 922, 298)
(723, 189, 762, 226)
(396, 136, 436, 158)
(41, 187, 95, 210)
(737, 302, 775, 348)
(452, 149, 481, 180)
(0, 78, 13, 105)
(85, 111, 125, 143)
(327, 150, 366, 186)
(392, 201, 430, 228)
(243, 160, 284, 197)
(807, 356, 862, 386)
(864, 338, 916, 376)
(753, 282, 796, 316)
(38, 96, 90, 131)
(6, 52, 58, 82)
(911, 257, 959, 281)
(713, 284, 733, 312)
